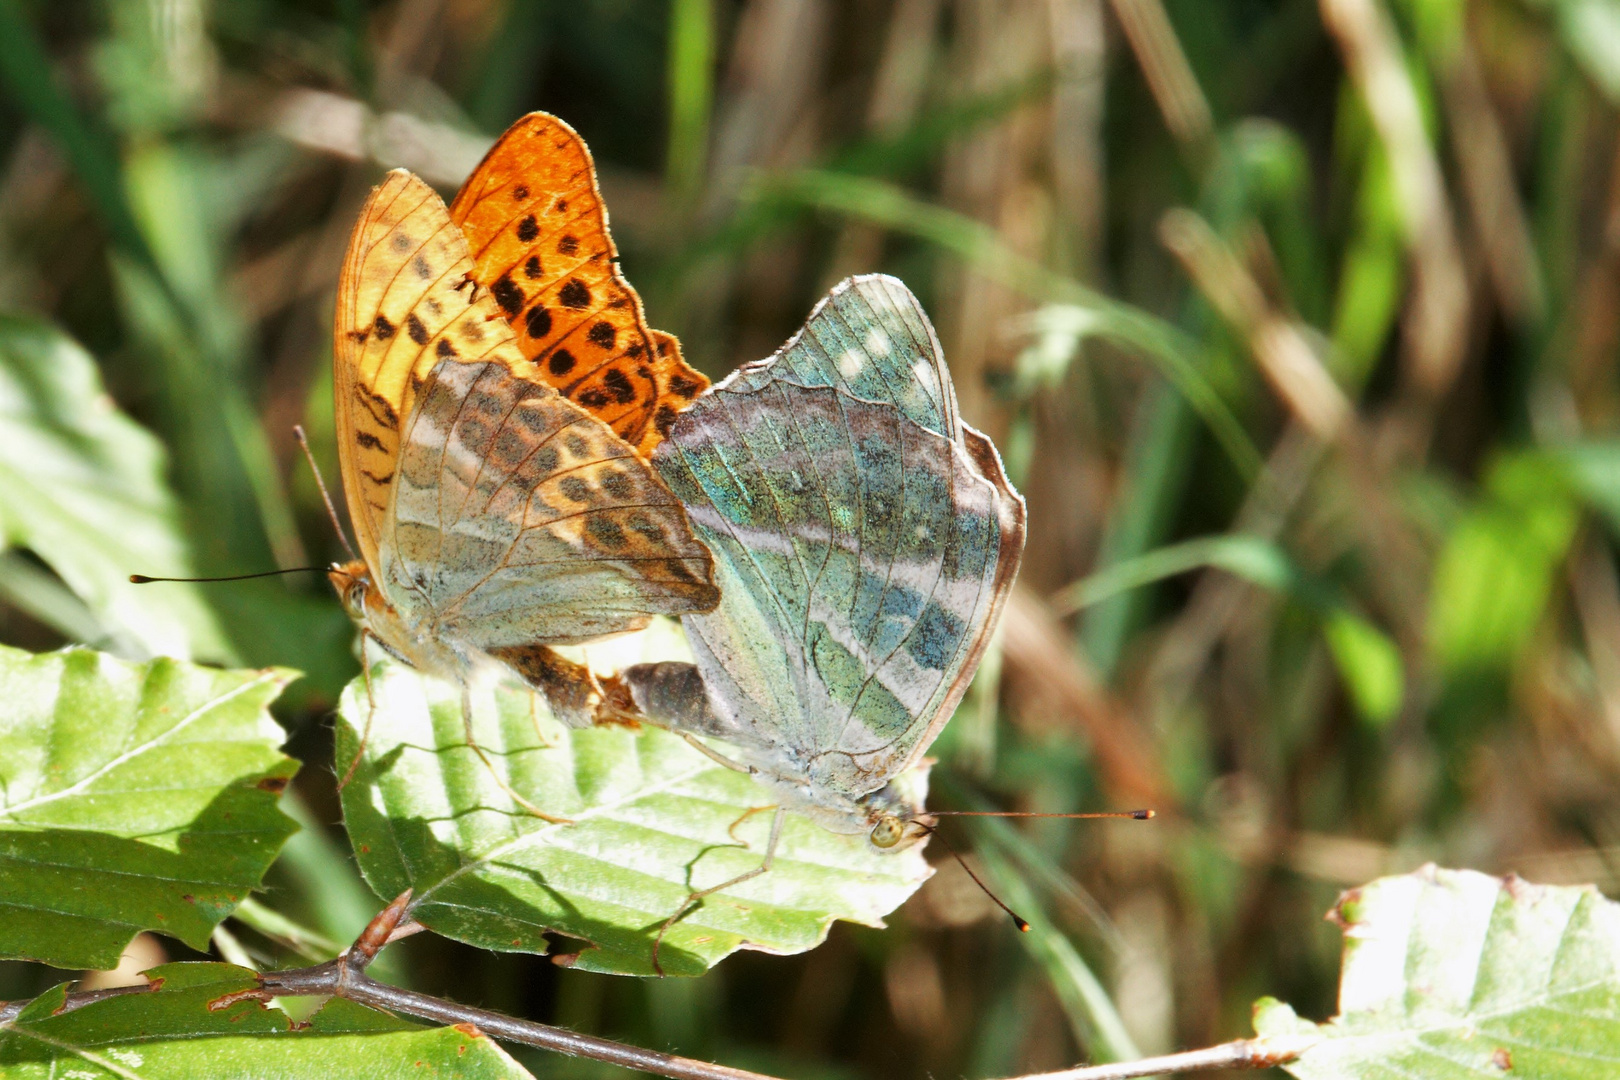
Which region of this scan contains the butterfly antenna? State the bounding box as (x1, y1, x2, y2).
(914, 822, 1030, 933)
(294, 424, 358, 562)
(929, 809, 1156, 821)
(130, 567, 327, 584)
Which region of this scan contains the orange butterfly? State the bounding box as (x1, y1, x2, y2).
(449, 112, 708, 455)
(327, 121, 717, 800)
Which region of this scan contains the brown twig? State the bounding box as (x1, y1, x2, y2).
(0, 897, 1319, 1080)
(1001, 1034, 1320, 1080)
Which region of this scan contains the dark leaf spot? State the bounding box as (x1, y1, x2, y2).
(587, 321, 615, 349)
(256, 776, 289, 793)
(559, 279, 590, 309)
(517, 216, 539, 242)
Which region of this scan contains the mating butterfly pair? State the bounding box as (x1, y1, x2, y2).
(330, 113, 1025, 862)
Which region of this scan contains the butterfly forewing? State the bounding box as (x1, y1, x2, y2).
(335, 170, 498, 573)
(387, 357, 718, 647)
(728, 274, 959, 440)
(449, 112, 709, 455)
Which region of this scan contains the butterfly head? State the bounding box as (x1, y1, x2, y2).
(328, 559, 378, 623)
(859, 770, 935, 852)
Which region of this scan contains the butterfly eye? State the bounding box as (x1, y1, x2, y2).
(869, 815, 905, 849)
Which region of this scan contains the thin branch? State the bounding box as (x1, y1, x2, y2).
(1002, 1035, 1320, 1080)
(0, 897, 1318, 1080)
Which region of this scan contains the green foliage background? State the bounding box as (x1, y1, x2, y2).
(3, 0, 1620, 1074)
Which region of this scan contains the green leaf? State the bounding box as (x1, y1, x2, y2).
(0, 644, 299, 968)
(0, 962, 536, 1079)
(1254, 865, 1620, 1077)
(337, 658, 932, 977)
(1428, 452, 1580, 674)
(0, 315, 230, 661)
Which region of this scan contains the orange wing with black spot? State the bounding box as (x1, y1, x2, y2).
(448, 112, 708, 456)
(333, 168, 537, 576)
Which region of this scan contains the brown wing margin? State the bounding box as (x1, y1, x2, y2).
(448, 112, 708, 456)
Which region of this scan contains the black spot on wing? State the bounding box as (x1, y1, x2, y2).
(586, 515, 627, 549)
(559, 476, 592, 503)
(492, 274, 524, 316)
(517, 215, 539, 242)
(558, 279, 590, 309)
(558, 235, 579, 256)
(587, 321, 615, 348)
(603, 368, 636, 404)
(373, 314, 396, 340)
(436, 338, 457, 359)
(528, 306, 553, 340)
(524, 256, 542, 280)
(548, 348, 575, 376)
(406, 313, 429, 345)
(513, 184, 529, 201)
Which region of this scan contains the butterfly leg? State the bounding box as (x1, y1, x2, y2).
(458, 680, 573, 825)
(651, 805, 786, 977)
(338, 631, 379, 789)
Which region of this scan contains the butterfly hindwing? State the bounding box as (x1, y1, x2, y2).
(648, 358, 1023, 800)
(386, 356, 718, 647)
(449, 112, 709, 455)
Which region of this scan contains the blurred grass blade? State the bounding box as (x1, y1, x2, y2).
(0, 644, 298, 969)
(0, 315, 230, 661)
(761, 169, 1260, 477)
(0, 551, 104, 648)
(1057, 534, 1403, 725)
(1255, 866, 1620, 1078)
(0, 0, 154, 268)
(666, 0, 714, 206)
(977, 844, 1140, 1064)
(230, 896, 342, 962)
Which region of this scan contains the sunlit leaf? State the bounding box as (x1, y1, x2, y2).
(0, 962, 535, 1079)
(0, 315, 229, 660)
(0, 644, 298, 969)
(337, 657, 932, 977)
(1254, 865, 1620, 1077)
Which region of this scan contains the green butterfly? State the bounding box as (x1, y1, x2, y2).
(621, 275, 1026, 867)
